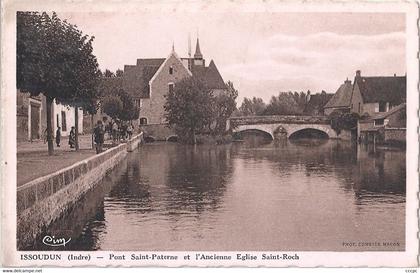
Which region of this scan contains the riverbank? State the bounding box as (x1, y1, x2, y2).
(17, 133, 143, 249)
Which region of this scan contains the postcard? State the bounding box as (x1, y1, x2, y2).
(1, 0, 418, 268)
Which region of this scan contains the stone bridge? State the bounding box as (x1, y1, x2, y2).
(227, 115, 338, 140)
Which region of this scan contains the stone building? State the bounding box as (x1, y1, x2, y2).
(358, 103, 406, 145)
(324, 70, 406, 116)
(323, 79, 353, 115)
(97, 38, 227, 131)
(17, 91, 83, 142)
(324, 70, 406, 145)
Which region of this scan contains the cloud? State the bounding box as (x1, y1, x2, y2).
(221, 31, 406, 103)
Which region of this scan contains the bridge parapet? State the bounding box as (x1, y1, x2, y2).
(228, 115, 330, 127)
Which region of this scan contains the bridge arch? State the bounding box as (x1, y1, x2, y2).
(144, 135, 156, 143)
(288, 127, 330, 139)
(166, 135, 178, 142)
(233, 128, 274, 140)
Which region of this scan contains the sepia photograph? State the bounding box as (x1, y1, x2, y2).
(2, 0, 418, 268)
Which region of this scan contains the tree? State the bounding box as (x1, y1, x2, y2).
(17, 12, 101, 155)
(292, 91, 308, 111)
(329, 110, 359, 136)
(238, 97, 266, 116)
(164, 77, 214, 144)
(103, 69, 115, 78)
(116, 89, 140, 121)
(212, 81, 238, 133)
(101, 96, 123, 120)
(116, 69, 124, 77)
(263, 92, 302, 115)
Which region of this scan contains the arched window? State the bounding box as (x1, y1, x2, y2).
(169, 66, 173, 75)
(139, 117, 148, 125)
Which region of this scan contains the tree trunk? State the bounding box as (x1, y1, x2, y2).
(75, 107, 79, 151)
(46, 96, 54, 156)
(192, 129, 196, 145)
(91, 114, 94, 149)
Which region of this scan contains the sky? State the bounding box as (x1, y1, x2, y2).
(59, 12, 406, 103)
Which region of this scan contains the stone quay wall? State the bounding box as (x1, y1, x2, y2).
(16, 132, 143, 249)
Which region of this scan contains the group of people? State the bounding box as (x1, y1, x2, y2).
(47, 126, 77, 149)
(93, 120, 135, 154)
(104, 121, 134, 143)
(45, 120, 135, 155)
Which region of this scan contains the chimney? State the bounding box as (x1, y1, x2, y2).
(356, 70, 361, 78)
(394, 73, 396, 77)
(344, 77, 351, 84)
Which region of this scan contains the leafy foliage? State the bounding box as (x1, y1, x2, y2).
(101, 96, 123, 120)
(116, 69, 124, 77)
(116, 89, 140, 121)
(17, 12, 101, 109)
(101, 89, 139, 121)
(329, 111, 360, 136)
(263, 92, 303, 115)
(164, 77, 214, 144)
(17, 11, 101, 154)
(211, 81, 238, 133)
(103, 69, 115, 78)
(238, 97, 266, 116)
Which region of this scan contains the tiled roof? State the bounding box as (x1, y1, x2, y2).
(123, 59, 165, 98)
(356, 76, 406, 105)
(191, 60, 226, 90)
(304, 92, 334, 114)
(136, 58, 165, 67)
(121, 55, 226, 98)
(324, 80, 353, 109)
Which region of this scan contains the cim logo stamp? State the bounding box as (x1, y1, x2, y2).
(42, 235, 71, 247)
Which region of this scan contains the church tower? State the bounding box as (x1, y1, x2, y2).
(193, 38, 205, 67)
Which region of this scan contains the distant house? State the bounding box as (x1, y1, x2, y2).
(324, 70, 406, 116)
(303, 91, 334, 116)
(323, 79, 353, 115)
(324, 70, 406, 145)
(96, 38, 227, 126)
(358, 103, 406, 145)
(351, 70, 406, 116)
(17, 92, 83, 142)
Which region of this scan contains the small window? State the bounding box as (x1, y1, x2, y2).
(358, 102, 361, 113)
(61, 111, 67, 131)
(56, 114, 59, 128)
(169, 66, 173, 75)
(140, 117, 148, 125)
(168, 83, 174, 92)
(374, 119, 384, 126)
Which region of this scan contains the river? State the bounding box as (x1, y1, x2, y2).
(39, 137, 406, 251)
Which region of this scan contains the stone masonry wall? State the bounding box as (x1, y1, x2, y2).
(16, 133, 143, 249)
(140, 54, 191, 124)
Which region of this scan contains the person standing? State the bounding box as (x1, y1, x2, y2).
(55, 127, 61, 147)
(69, 126, 76, 149)
(112, 121, 119, 143)
(93, 121, 105, 154)
(127, 123, 133, 139)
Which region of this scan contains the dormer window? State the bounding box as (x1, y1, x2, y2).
(169, 66, 173, 75)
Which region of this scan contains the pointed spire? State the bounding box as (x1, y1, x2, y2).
(194, 37, 203, 59)
(171, 41, 175, 53)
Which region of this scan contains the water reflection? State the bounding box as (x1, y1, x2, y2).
(40, 136, 405, 251)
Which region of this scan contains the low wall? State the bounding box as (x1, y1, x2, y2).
(384, 128, 406, 142)
(16, 132, 142, 249)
